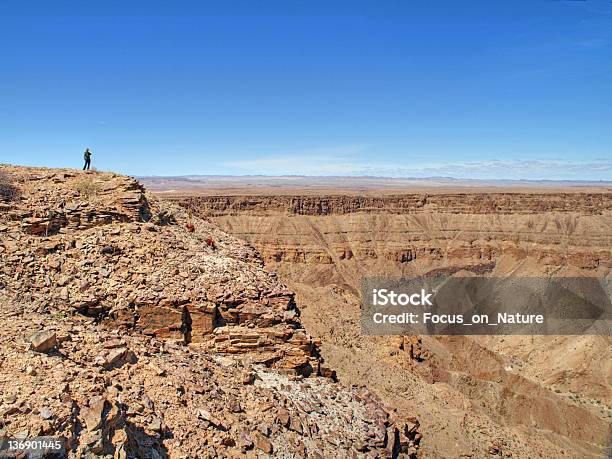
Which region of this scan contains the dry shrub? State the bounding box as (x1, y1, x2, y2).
(73, 176, 101, 198)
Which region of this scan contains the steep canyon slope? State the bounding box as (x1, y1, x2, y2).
(174, 191, 612, 459)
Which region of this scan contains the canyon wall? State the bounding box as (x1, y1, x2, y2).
(177, 193, 612, 272)
(179, 193, 612, 216)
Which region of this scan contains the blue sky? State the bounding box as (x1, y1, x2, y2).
(1, 0, 611, 179)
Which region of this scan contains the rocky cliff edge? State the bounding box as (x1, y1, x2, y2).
(0, 165, 420, 458)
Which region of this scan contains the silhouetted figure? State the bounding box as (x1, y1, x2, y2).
(83, 148, 92, 170)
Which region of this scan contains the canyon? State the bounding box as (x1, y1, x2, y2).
(170, 187, 612, 458)
(2, 165, 609, 458)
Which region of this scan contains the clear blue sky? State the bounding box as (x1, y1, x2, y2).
(1, 0, 611, 179)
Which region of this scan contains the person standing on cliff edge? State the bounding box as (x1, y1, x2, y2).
(83, 148, 92, 170)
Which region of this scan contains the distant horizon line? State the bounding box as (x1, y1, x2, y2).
(138, 174, 612, 184)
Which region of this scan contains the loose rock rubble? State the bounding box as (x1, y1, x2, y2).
(0, 165, 420, 458)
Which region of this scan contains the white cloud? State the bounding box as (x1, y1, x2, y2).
(221, 145, 367, 175)
(221, 148, 612, 180)
(360, 159, 612, 180)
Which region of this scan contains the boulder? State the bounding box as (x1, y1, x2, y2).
(29, 330, 57, 353)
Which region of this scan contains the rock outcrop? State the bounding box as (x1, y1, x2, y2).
(0, 165, 420, 458)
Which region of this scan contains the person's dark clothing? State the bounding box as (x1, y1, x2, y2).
(83, 151, 92, 170)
